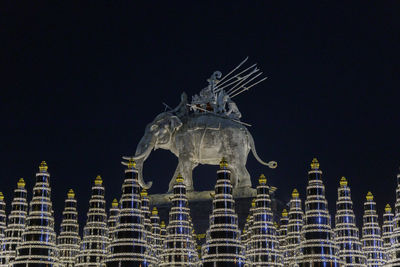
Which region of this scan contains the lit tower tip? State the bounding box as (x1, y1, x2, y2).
(140, 188, 148, 197)
(259, 174, 267, 184)
(0, 192, 3, 201)
(112, 198, 118, 208)
(39, 161, 48, 172)
(220, 157, 228, 168)
(152, 207, 158, 216)
(340, 176, 348, 187)
(385, 204, 392, 213)
(17, 178, 26, 188)
(292, 188, 299, 198)
(176, 173, 184, 183)
(67, 189, 75, 199)
(94, 175, 103, 185)
(366, 191, 374, 201)
(310, 158, 320, 170)
(282, 209, 288, 217)
(160, 221, 166, 228)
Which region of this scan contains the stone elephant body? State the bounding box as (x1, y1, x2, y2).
(125, 112, 276, 192)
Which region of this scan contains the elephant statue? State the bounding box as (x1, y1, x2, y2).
(124, 110, 276, 192)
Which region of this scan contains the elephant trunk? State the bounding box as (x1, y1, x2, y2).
(133, 134, 156, 189)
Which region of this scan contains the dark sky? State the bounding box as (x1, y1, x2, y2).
(1, 2, 399, 227)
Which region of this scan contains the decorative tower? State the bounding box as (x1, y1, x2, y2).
(278, 208, 289, 260)
(0, 192, 5, 246)
(361, 192, 386, 266)
(298, 158, 340, 267)
(160, 174, 199, 266)
(202, 158, 246, 267)
(334, 177, 366, 266)
(382, 204, 394, 262)
(75, 175, 109, 267)
(108, 198, 119, 242)
(13, 161, 59, 267)
(389, 167, 400, 266)
(242, 199, 255, 256)
(0, 178, 28, 266)
(58, 189, 80, 267)
(247, 174, 283, 266)
(141, 188, 155, 260)
(284, 188, 304, 267)
(105, 159, 154, 267)
(150, 207, 163, 263)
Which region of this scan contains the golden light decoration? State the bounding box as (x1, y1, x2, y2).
(310, 158, 319, 170)
(94, 175, 103, 185)
(39, 161, 48, 172)
(17, 178, 26, 188)
(67, 189, 75, 199)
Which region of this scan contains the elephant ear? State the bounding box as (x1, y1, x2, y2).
(169, 116, 183, 132)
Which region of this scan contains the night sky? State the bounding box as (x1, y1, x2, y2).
(1, 2, 399, 228)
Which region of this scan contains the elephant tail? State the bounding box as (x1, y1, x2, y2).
(248, 131, 277, 169)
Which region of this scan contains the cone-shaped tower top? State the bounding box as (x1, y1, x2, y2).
(17, 178, 25, 188)
(219, 157, 228, 168)
(94, 175, 103, 185)
(259, 173, 267, 184)
(176, 173, 184, 183)
(385, 204, 392, 213)
(39, 161, 48, 172)
(152, 207, 158, 216)
(140, 188, 148, 197)
(366, 191, 374, 201)
(0, 192, 3, 201)
(282, 208, 288, 217)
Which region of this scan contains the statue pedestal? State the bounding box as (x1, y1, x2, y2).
(150, 187, 284, 245)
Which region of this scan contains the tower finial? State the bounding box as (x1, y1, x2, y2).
(39, 161, 48, 172)
(176, 173, 184, 183)
(366, 191, 374, 201)
(112, 198, 118, 208)
(94, 175, 103, 185)
(258, 174, 267, 184)
(160, 221, 166, 228)
(282, 209, 288, 217)
(310, 158, 319, 170)
(152, 207, 158, 215)
(0, 192, 3, 201)
(292, 188, 299, 198)
(140, 188, 148, 197)
(219, 157, 228, 168)
(17, 178, 25, 188)
(67, 189, 75, 199)
(127, 159, 136, 169)
(340, 176, 348, 187)
(251, 198, 256, 208)
(385, 204, 392, 213)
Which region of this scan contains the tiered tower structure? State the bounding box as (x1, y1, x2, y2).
(285, 188, 304, 266)
(278, 208, 289, 260)
(75, 175, 109, 267)
(150, 207, 163, 262)
(242, 199, 255, 256)
(202, 158, 246, 267)
(108, 198, 119, 242)
(58, 189, 80, 267)
(105, 159, 154, 267)
(361, 192, 386, 266)
(389, 168, 400, 266)
(298, 158, 340, 267)
(247, 174, 283, 266)
(160, 174, 199, 266)
(382, 204, 394, 262)
(334, 177, 366, 266)
(13, 161, 59, 267)
(0, 192, 6, 248)
(0, 178, 28, 266)
(141, 188, 155, 262)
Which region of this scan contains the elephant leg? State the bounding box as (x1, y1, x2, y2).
(228, 165, 239, 188)
(236, 165, 252, 189)
(168, 159, 196, 192)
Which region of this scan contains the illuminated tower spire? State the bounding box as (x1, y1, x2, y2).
(334, 177, 366, 266)
(202, 158, 246, 266)
(108, 198, 120, 242)
(298, 158, 340, 267)
(13, 161, 59, 267)
(160, 174, 199, 266)
(242, 199, 255, 256)
(389, 167, 400, 266)
(382, 204, 395, 262)
(285, 188, 304, 266)
(278, 208, 289, 261)
(141, 188, 155, 263)
(0, 178, 27, 266)
(75, 175, 109, 266)
(361, 192, 386, 266)
(247, 174, 283, 266)
(105, 159, 154, 267)
(150, 207, 163, 262)
(58, 189, 81, 267)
